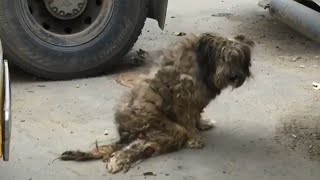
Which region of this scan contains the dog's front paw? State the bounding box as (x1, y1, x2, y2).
(107, 151, 131, 174)
(198, 118, 216, 131)
(186, 138, 205, 149)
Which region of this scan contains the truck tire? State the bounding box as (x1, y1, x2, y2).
(0, 0, 147, 80)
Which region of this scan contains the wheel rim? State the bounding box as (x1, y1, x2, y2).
(43, 0, 88, 20)
(20, 0, 114, 47)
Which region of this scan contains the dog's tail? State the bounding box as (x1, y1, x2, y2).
(59, 141, 123, 161)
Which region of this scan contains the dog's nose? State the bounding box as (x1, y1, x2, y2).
(235, 77, 246, 88)
(236, 80, 244, 87)
(229, 74, 238, 82)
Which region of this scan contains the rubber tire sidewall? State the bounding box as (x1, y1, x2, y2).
(0, 0, 147, 80)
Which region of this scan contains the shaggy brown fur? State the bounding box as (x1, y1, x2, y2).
(60, 33, 255, 174)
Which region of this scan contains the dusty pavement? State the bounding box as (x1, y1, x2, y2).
(1, 0, 320, 179)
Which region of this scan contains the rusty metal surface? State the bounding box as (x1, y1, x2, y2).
(269, 0, 320, 42)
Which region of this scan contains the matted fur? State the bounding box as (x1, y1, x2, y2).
(60, 33, 255, 174)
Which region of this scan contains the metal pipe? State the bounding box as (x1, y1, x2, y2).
(269, 0, 320, 42)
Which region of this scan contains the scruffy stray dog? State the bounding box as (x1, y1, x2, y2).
(60, 33, 254, 174)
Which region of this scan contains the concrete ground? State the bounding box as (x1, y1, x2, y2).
(1, 0, 320, 179)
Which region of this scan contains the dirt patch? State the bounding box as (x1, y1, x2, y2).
(233, 10, 320, 70)
(274, 105, 320, 160)
(211, 13, 233, 17)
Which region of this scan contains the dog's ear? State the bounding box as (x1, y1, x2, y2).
(234, 35, 255, 47)
(196, 33, 219, 90)
(196, 33, 216, 64)
(238, 40, 253, 76)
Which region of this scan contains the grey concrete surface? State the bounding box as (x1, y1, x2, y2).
(1, 0, 320, 179)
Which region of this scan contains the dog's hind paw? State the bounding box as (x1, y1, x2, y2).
(198, 118, 216, 131)
(186, 138, 205, 149)
(107, 152, 131, 174)
(60, 151, 85, 161)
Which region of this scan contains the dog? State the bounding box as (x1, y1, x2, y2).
(59, 33, 254, 174)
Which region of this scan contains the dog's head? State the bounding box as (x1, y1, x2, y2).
(197, 33, 254, 90)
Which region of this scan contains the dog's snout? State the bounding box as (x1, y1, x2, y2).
(235, 79, 245, 88)
(229, 72, 246, 88)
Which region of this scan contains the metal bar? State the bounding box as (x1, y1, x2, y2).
(3, 59, 11, 161)
(0, 36, 11, 161)
(0, 38, 3, 160)
(269, 0, 320, 42)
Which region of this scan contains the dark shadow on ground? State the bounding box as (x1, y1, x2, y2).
(9, 50, 164, 84)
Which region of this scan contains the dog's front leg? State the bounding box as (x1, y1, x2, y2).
(172, 75, 209, 148)
(198, 117, 216, 131)
(174, 108, 205, 149)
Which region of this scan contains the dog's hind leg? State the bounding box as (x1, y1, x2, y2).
(107, 139, 156, 173)
(107, 125, 189, 173)
(60, 143, 123, 161)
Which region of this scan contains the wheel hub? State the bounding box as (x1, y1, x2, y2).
(44, 0, 88, 20)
